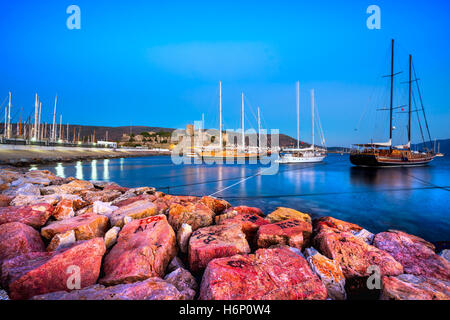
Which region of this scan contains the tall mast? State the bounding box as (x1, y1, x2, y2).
(257, 107, 261, 149)
(241, 92, 245, 149)
(59, 114, 62, 140)
(311, 89, 315, 151)
(219, 81, 223, 149)
(19, 107, 23, 137)
(389, 39, 394, 148)
(38, 102, 42, 140)
(52, 95, 57, 141)
(33, 94, 38, 140)
(4, 107, 6, 138)
(7, 92, 11, 139)
(408, 54, 412, 149)
(296, 81, 300, 149)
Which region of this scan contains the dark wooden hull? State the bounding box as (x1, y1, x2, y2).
(350, 153, 435, 167)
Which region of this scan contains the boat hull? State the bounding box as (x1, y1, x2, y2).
(350, 153, 435, 167)
(275, 155, 326, 164)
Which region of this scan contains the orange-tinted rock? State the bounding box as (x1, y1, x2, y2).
(199, 196, 231, 214)
(41, 213, 108, 241)
(304, 247, 346, 300)
(52, 199, 75, 220)
(103, 184, 129, 193)
(0, 222, 45, 263)
(189, 224, 250, 273)
(199, 247, 327, 300)
(374, 230, 450, 281)
(32, 278, 184, 300)
(266, 207, 312, 224)
(224, 206, 264, 217)
(0, 203, 53, 228)
(1, 238, 106, 300)
(46, 230, 76, 252)
(153, 198, 169, 215)
(256, 219, 311, 250)
(0, 195, 13, 207)
(110, 200, 157, 227)
(163, 195, 199, 207)
(381, 274, 450, 300)
(314, 227, 403, 279)
(168, 202, 214, 232)
(217, 213, 269, 244)
(79, 189, 122, 204)
(100, 215, 177, 285)
(313, 216, 363, 234)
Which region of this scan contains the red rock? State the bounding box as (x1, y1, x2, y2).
(0, 195, 13, 207)
(110, 200, 157, 227)
(0, 222, 45, 263)
(100, 215, 177, 285)
(52, 199, 75, 220)
(374, 230, 450, 281)
(381, 274, 450, 300)
(79, 189, 122, 204)
(199, 247, 327, 300)
(153, 198, 169, 215)
(218, 213, 269, 244)
(112, 194, 154, 207)
(224, 206, 264, 217)
(0, 203, 53, 228)
(188, 224, 251, 273)
(103, 184, 129, 193)
(41, 213, 109, 241)
(31, 278, 184, 300)
(313, 216, 363, 233)
(314, 227, 403, 279)
(256, 219, 311, 249)
(199, 196, 231, 214)
(168, 202, 214, 232)
(1, 238, 106, 300)
(163, 195, 199, 207)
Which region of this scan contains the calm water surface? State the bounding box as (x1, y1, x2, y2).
(33, 154, 450, 242)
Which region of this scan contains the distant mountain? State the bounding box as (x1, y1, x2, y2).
(413, 139, 449, 154)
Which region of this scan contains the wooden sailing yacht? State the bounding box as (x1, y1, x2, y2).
(194, 81, 262, 161)
(276, 82, 326, 164)
(350, 39, 436, 167)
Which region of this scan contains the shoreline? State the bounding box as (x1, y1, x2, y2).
(0, 145, 170, 167)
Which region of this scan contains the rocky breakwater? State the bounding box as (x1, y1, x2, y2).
(0, 166, 448, 300)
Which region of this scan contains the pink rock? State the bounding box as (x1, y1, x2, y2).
(41, 213, 109, 241)
(374, 230, 450, 281)
(256, 219, 311, 250)
(381, 274, 450, 300)
(100, 215, 177, 285)
(314, 227, 403, 279)
(217, 213, 269, 244)
(313, 216, 363, 234)
(109, 200, 157, 227)
(1, 238, 106, 300)
(0, 222, 45, 263)
(188, 224, 251, 273)
(0, 203, 53, 228)
(52, 199, 75, 220)
(224, 206, 264, 217)
(31, 278, 184, 300)
(199, 246, 327, 300)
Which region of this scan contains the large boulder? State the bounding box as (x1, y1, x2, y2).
(314, 227, 403, 280)
(0, 222, 45, 263)
(52, 199, 75, 220)
(217, 213, 269, 244)
(223, 206, 264, 217)
(41, 213, 109, 241)
(100, 215, 177, 285)
(79, 189, 122, 204)
(41, 179, 95, 195)
(199, 247, 327, 300)
(374, 230, 450, 281)
(1, 238, 106, 300)
(31, 277, 184, 300)
(168, 202, 214, 232)
(381, 274, 450, 300)
(313, 216, 363, 233)
(0, 203, 53, 228)
(266, 207, 312, 224)
(256, 219, 311, 250)
(199, 196, 231, 214)
(188, 224, 250, 273)
(110, 200, 157, 227)
(164, 268, 198, 300)
(304, 247, 346, 300)
(11, 194, 60, 207)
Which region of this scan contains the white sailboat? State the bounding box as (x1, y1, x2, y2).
(276, 83, 326, 164)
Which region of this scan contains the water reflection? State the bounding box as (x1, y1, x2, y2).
(349, 166, 431, 188)
(55, 163, 65, 178)
(103, 159, 110, 181)
(75, 161, 84, 180)
(91, 160, 98, 181)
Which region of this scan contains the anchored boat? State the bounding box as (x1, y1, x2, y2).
(350, 39, 436, 167)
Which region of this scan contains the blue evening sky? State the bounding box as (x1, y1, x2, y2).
(1, 0, 449, 146)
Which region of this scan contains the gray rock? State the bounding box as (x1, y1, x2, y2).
(439, 249, 450, 262)
(164, 268, 197, 300)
